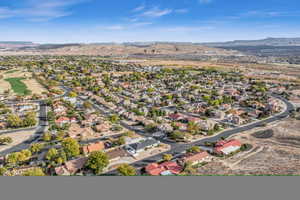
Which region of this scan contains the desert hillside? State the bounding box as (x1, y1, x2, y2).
(0, 43, 241, 56)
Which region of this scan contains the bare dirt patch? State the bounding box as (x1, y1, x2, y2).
(22, 79, 47, 95)
(197, 119, 300, 175)
(0, 130, 35, 156)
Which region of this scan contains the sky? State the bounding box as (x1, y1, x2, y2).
(0, 0, 300, 43)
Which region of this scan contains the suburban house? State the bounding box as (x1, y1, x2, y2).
(168, 113, 185, 121)
(198, 120, 216, 131)
(82, 114, 100, 127)
(68, 123, 94, 139)
(228, 115, 245, 125)
(63, 96, 77, 104)
(55, 117, 77, 126)
(125, 137, 160, 156)
(55, 157, 88, 176)
(53, 104, 67, 115)
(94, 122, 111, 133)
(145, 161, 183, 176)
(106, 148, 129, 162)
(179, 151, 211, 166)
(82, 142, 105, 155)
(214, 139, 242, 155)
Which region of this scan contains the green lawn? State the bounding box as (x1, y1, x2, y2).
(4, 77, 31, 95)
(4, 69, 19, 74)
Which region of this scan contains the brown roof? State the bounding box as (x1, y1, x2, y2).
(106, 148, 129, 160)
(95, 122, 111, 132)
(68, 123, 94, 138)
(64, 157, 88, 174)
(55, 166, 70, 176)
(82, 142, 105, 154)
(181, 151, 209, 163)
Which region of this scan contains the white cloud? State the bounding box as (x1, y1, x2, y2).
(132, 5, 146, 12)
(162, 26, 215, 32)
(140, 7, 173, 18)
(0, 0, 90, 21)
(227, 10, 300, 20)
(199, 0, 213, 4)
(100, 22, 153, 31)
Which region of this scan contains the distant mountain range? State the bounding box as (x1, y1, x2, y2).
(0, 41, 34, 45)
(201, 37, 300, 47)
(2, 37, 300, 48)
(0, 41, 37, 49)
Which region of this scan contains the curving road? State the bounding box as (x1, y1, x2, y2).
(104, 95, 295, 175)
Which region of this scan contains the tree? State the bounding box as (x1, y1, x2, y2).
(183, 161, 197, 174)
(117, 164, 136, 176)
(86, 151, 109, 175)
(56, 131, 65, 141)
(83, 101, 93, 109)
(45, 148, 58, 161)
(115, 136, 126, 146)
(6, 114, 22, 128)
(0, 137, 13, 145)
(6, 152, 20, 165)
(19, 149, 32, 162)
(22, 168, 45, 176)
(42, 132, 52, 142)
(6, 150, 32, 165)
(187, 146, 201, 154)
(123, 131, 135, 138)
(187, 122, 200, 135)
(162, 154, 173, 162)
(108, 114, 120, 123)
(30, 143, 44, 154)
(170, 131, 186, 141)
(0, 167, 7, 176)
(23, 112, 37, 127)
(68, 91, 78, 98)
(61, 138, 80, 159)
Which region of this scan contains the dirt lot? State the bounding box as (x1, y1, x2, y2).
(0, 130, 36, 156)
(197, 118, 300, 175)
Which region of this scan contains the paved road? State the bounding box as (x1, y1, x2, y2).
(0, 100, 48, 156)
(104, 95, 295, 175)
(0, 85, 69, 155)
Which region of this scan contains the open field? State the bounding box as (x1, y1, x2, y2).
(22, 79, 46, 95)
(0, 130, 36, 156)
(197, 118, 300, 175)
(0, 79, 10, 94)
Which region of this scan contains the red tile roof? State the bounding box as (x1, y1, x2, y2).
(55, 117, 70, 124)
(168, 113, 183, 120)
(145, 161, 182, 176)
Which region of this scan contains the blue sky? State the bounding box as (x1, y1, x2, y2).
(0, 0, 300, 43)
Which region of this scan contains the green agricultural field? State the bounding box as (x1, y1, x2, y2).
(4, 77, 32, 95)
